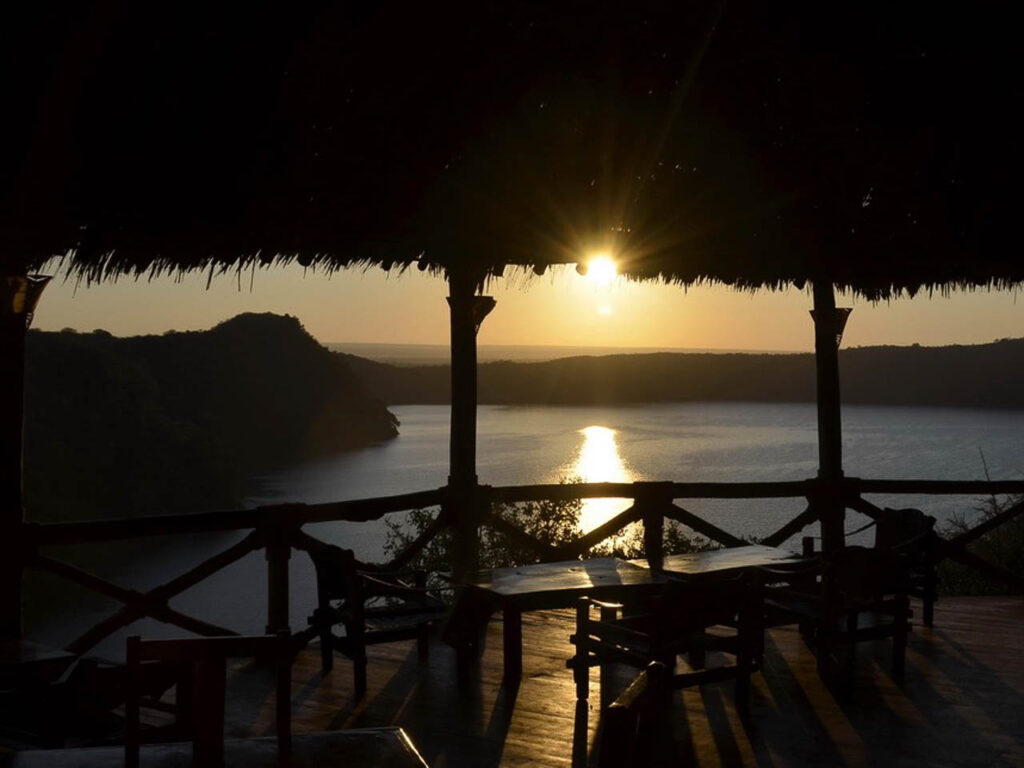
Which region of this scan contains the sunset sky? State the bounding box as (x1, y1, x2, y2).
(32, 264, 1022, 353)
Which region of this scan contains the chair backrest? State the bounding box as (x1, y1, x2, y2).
(875, 508, 936, 564)
(125, 632, 292, 768)
(824, 545, 909, 604)
(598, 662, 668, 768)
(309, 544, 361, 603)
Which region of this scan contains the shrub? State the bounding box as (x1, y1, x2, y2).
(937, 494, 1024, 595)
(383, 483, 712, 579)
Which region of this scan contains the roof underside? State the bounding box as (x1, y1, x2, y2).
(2, 3, 1019, 299)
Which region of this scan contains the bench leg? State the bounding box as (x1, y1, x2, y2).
(503, 605, 523, 680)
(417, 624, 430, 662)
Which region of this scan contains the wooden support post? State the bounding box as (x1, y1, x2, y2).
(265, 518, 291, 634)
(192, 656, 227, 768)
(638, 483, 669, 570)
(0, 314, 26, 641)
(812, 280, 847, 553)
(446, 269, 494, 581)
(0, 275, 49, 641)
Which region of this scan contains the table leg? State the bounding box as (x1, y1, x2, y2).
(502, 604, 523, 680)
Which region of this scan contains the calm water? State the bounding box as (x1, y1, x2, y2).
(28, 402, 1024, 658)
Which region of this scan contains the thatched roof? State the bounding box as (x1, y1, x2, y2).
(2, 3, 1018, 298)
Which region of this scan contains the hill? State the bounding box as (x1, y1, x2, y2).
(23, 313, 398, 521)
(342, 339, 1024, 408)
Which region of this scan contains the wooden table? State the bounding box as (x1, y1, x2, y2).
(630, 544, 809, 579)
(455, 558, 666, 679)
(9, 728, 430, 767)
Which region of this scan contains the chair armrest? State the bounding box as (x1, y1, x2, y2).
(611, 661, 667, 712)
(585, 598, 624, 611)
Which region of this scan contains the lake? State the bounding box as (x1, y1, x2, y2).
(27, 402, 1024, 658)
(248, 402, 1024, 552)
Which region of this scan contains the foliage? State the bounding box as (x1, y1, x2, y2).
(346, 338, 1024, 409)
(937, 494, 1024, 595)
(383, 484, 713, 580)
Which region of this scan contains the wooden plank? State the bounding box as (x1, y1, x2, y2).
(630, 544, 805, 577)
(13, 730, 430, 767)
(275, 596, 1022, 768)
(28, 489, 445, 546)
(464, 558, 665, 614)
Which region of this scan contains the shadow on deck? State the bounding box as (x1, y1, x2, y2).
(11, 597, 1024, 767)
(284, 596, 1024, 766)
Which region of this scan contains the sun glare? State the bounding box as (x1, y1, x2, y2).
(597, 305, 612, 316)
(570, 425, 634, 531)
(586, 254, 617, 285)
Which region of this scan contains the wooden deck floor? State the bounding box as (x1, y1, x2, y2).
(212, 596, 1024, 767)
(12, 597, 1022, 767)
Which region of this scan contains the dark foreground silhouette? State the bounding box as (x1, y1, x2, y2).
(23, 313, 397, 521)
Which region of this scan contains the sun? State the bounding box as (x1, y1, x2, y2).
(586, 254, 617, 285)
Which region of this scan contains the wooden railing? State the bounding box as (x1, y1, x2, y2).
(20, 477, 1024, 657)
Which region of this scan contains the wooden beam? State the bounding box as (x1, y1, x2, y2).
(28, 489, 445, 546)
(31, 537, 256, 655)
(946, 498, 1024, 552)
(762, 505, 818, 547)
(148, 530, 263, 601)
(385, 509, 450, 571)
(265, 532, 291, 634)
(555, 506, 643, 560)
(846, 495, 885, 520)
(478, 508, 562, 561)
(492, 480, 813, 504)
(665, 504, 745, 548)
(66, 597, 237, 657)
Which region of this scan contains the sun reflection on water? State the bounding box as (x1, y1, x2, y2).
(571, 425, 634, 532)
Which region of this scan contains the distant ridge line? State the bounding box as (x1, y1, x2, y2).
(326, 342, 798, 366)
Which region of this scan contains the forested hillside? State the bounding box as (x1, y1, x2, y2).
(343, 338, 1024, 408)
(23, 313, 398, 521)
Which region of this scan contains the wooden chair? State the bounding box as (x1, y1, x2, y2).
(567, 574, 762, 710)
(305, 544, 445, 697)
(764, 545, 912, 682)
(874, 507, 939, 626)
(124, 632, 292, 768)
(596, 661, 669, 768)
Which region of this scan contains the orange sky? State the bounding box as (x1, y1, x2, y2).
(31, 264, 1023, 352)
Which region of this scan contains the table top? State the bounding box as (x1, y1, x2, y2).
(10, 729, 429, 768)
(465, 557, 665, 610)
(630, 544, 807, 577)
